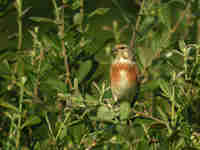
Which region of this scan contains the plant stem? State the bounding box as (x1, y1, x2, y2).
(79, 0, 84, 33)
(130, 0, 145, 49)
(166, 2, 190, 42)
(132, 110, 166, 125)
(15, 0, 24, 148)
(184, 50, 188, 80)
(17, 14, 22, 50)
(171, 86, 175, 127)
(60, 4, 72, 89)
(15, 0, 23, 50)
(56, 112, 70, 140)
(16, 82, 25, 149)
(53, 0, 72, 89)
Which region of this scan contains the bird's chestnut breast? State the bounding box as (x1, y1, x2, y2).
(110, 63, 138, 87)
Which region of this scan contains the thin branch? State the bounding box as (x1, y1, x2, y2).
(166, 2, 190, 42)
(130, 0, 145, 50)
(197, 19, 200, 43)
(15, 0, 23, 51)
(132, 110, 167, 125)
(80, 0, 84, 32)
(53, 0, 73, 89)
(60, 7, 72, 89)
(34, 47, 44, 98)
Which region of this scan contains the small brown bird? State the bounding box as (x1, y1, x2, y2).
(110, 44, 139, 102)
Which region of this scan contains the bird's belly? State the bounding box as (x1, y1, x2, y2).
(118, 70, 129, 89)
(113, 70, 136, 100)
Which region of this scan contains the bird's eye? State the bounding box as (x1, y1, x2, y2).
(120, 46, 126, 50)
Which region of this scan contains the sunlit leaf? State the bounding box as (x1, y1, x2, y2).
(179, 40, 186, 53)
(22, 7, 32, 16)
(73, 13, 83, 25)
(30, 17, 56, 24)
(175, 137, 185, 149)
(21, 116, 41, 129)
(0, 99, 18, 112)
(138, 47, 155, 68)
(88, 8, 110, 18)
(159, 79, 171, 98)
(157, 106, 169, 121)
(97, 106, 115, 121)
(85, 94, 99, 105)
(59, 125, 67, 140)
(0, 59, 11, 74)
(71, 0, 81, 10)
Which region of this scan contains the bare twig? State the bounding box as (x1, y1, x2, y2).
(60, 7, 72, 89)
(130, 0, 145, 50)
(53, 0, 72, 89)
(132, 110, 167, 125)
(166, 3, 190, 41)
(34, 47, 44, 97)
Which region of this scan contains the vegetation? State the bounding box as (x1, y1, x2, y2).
(0, 0, 200, 149)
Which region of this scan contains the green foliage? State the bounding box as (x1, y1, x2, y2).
(1, 0, 200, 149)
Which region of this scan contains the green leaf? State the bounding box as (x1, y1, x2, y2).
(41, 34, 60, 51)
(73, 13, 83, 25)
(159, 5, 171, 29)
(175, 137, 185, 149)
(21, 116, 41, 129)
(59, 125, 67, 140)
(97, 106, 115, 121)
(95, 50, 112, 64)
(169, 0, 185, 4)
(157, 106, 168, 122)
(77, 60, 92, 82)
(0, 59, 11, 74)
(22, 7, 32, 16)
(141, 79, 160, 92)
(179, 40, 186, 53)
(0, 99, 18, 112)
(88, 8, 110, 18)
(68, 123, 86, 144)
(85, 94, 99, 105)
(29, 17, 56, 24)
(168, 0, 186, 9)
(140, 16, 155, 35)
(119, 102, 131, 120)
(45, 78, 67, 92)
(138, 47, 155, 68)
(159, 79, 171, 98)
(72, 0, 81, 10)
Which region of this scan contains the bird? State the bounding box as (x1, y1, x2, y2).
(110, 44, 139, 103)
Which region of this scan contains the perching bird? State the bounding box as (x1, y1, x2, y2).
(110, 44, 139, 103)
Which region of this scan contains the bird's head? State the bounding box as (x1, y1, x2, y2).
(112, 44, 133, 61)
